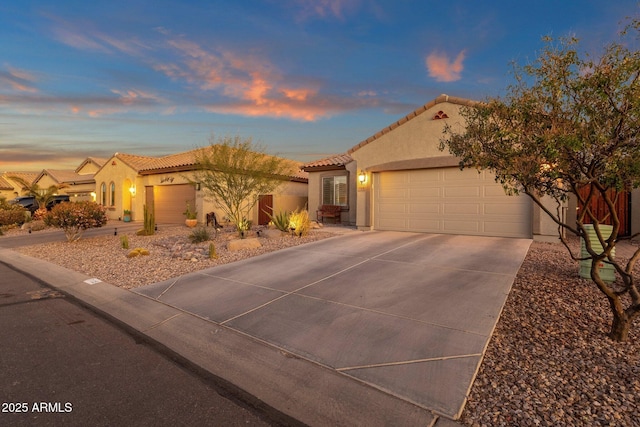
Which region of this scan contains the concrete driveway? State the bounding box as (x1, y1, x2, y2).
(135, 231, 531, 419)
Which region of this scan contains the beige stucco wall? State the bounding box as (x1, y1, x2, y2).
(77, 161, 101, 175)
(532, 196, 565, 242)
(200, 180, 308, 226)
(93, 157, 141, 221)
(350, 101, 465, 171)
(306, 162, 356, 226)
(1, 176, 27, 200)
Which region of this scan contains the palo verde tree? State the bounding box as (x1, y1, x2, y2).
(192, 135, 298, 236)
(440, 20, 640, 341)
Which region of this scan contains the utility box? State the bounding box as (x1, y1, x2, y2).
(579, 224, 616, 283)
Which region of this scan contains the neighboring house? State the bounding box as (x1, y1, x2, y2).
(0, 176, 14, 200)
(33, 160, 105, 203)
(93, 148, 308, 224)
(0, 172, 39, 200)
(2, 158, 106, 202)
(304, 94, 638, 240)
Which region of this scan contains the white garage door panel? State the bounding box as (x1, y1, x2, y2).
(374, 168, 531, 238)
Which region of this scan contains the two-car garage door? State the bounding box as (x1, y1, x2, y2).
(373, 168, 531, 238)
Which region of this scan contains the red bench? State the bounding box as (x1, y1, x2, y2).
(316, 205, 342, 224)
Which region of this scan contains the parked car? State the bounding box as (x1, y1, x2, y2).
(48, 195, 71, 209)
(9, 196, 37, 213)
(10, 195, 70, 214)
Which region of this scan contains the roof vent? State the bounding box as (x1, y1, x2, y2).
(433, 110, 449, 120)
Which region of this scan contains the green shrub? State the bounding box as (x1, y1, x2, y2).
(266, 210, 290, 232)
(0, 204, 27, 227)
(120, 235, 129, 249)
(48, 201, 107, 242)
(288, 208, 310, 237)
(189, 226, 211, 243)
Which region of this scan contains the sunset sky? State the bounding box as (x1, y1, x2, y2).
(1, 0, 637, 171)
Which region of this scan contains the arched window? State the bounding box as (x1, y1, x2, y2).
(110, 182, 115, 206)
(100, 182, 107, 206)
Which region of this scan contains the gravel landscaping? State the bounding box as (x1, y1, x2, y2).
(4, 226, 640, 425)
(462, 239, 640, 427)
(10, 224, 339, 289)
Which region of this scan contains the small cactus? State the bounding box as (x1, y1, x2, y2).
(120, 235, 129, 249)
(209, 242, 218, 259)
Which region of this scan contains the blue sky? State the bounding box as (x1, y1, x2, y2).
(1, 0, 637, 171)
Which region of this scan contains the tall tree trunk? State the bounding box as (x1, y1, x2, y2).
(608, 311, 631, 342)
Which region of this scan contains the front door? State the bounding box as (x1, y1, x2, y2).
(258, 194, 273, 225)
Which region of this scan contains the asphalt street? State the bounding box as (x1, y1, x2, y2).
(0, 261, 288, 427)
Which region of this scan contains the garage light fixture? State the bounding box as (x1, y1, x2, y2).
(358, 171, 367, 184)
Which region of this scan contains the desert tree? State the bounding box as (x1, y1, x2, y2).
(192, 135, 298, 236)
(440, 20, 640, 341)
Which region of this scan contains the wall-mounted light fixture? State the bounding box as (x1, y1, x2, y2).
(358, 170, 367, 184)
(196, 183, 201, 191)
(90, 191, 96, 201)
(129, 186, 136, 197)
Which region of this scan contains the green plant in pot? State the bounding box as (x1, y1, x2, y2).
(183, 201, 197, 227)
(123, 209, 131, 222)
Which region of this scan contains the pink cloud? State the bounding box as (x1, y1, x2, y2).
(425, 50, 466, 82)
(0, 66, 39, 93)
(157, 36, 333, 121)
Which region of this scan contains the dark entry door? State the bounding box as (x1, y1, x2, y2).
(258, 194, 273, 225)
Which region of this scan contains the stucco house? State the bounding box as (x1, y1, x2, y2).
(304, 94, 639, 240)
(0, 171, 39, 200)
(32, 157, 106, 202)
(93, 148, 308, 225)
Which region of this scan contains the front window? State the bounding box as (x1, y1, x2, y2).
(100, 182, 106, 206)
(322, 176, 347, 206)
(110, 182, 115, 206)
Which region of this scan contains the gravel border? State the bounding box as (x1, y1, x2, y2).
(11, 225, 339, 289)
(461, 239, 640, 427)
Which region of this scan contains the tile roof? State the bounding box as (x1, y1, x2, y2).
(302, 153, 353, 170)
(75, 157, 108, 173)
(347, 94, 478, 154)
(0, 176, 12, 190)
(108, 148, 308, 182)
(2, 172, 39, 186)
(38, 169, 95, 184)
(113, 153, 159, 171)
(137, 148, 202, 172)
